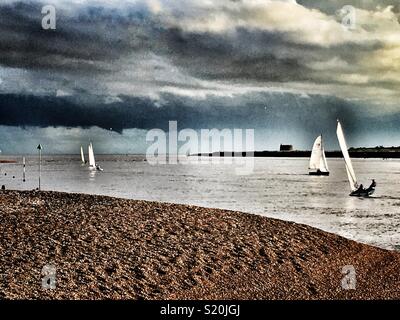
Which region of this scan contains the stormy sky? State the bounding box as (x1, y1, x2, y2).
(0, 0, 400, 154)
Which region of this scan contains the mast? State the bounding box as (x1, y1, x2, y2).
(37, 144, 42, 191)
(23, 157, 26, 182)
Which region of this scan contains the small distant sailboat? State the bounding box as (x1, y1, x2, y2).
(309, 135, 329, 176)
(336, 120, 375, 197)
(88, 142, 103, 171)
(80, 146, 86, 164)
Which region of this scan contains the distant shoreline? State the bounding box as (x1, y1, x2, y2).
(1, 147, 400, 159)
(192, 148, 400, 158)
(1, 189, 399, 299)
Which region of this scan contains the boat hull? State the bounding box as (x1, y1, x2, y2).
(350, 188, 375, 197)
(309, 171, 330, 176)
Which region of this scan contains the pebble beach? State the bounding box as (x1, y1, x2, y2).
(0, 190, 399, 299)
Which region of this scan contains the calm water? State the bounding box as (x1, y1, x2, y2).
(1, 155, 400, 250)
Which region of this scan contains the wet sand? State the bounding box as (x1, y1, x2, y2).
(0, 190, 399, 299)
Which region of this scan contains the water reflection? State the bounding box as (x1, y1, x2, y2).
(343, 196, 360, 211)
(89, 168, 97, 180)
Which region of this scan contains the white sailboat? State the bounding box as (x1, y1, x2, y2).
(80, 146, 86, 164)
(88, 143, 95, 168)
(88, 142, 103, 171)
(336, 120, 375, 197)
(309, 135, 329, 176)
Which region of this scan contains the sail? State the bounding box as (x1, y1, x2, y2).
(309, 135, 329, 172)
(88, 143, 96, 167)
(336, 121, 357, 191)
(80, 146, 85, 163)
(320, 137, 329, 172)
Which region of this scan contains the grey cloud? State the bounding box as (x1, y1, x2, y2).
(298, 0, 400, 14)
(0, 0, 397, 105)
(0, 1, 386, 85)
(0, 1, 154, 73)
(160, 28, 314, 82)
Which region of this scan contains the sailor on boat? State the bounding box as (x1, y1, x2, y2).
(336, 120, 376, 197)
(370, 179, 376, 189)
(350, 179, 376, 197)
(365, 179, 376, 193)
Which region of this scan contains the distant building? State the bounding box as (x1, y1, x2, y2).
(280, 144, 293, 151)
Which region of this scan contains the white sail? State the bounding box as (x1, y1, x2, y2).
(88, 143, 96, 167)
(309, 135, 329, 172)
(336, 121, 357, 191)
(80, 146, 85, 164)
(320, 138, 329, 172)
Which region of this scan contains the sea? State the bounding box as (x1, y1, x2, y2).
(1, 155, 399, 251)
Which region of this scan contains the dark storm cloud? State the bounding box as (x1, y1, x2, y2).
(0, 1, 156, 73)
(0, 0, 399, 151)
(0, 91, 392, 137)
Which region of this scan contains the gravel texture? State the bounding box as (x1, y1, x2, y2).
(0, 190, 399, 299)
